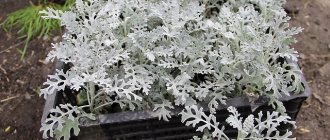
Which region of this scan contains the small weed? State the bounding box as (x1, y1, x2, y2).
(0, 0, 75, 60)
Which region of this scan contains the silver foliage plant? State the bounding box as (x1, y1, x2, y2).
(40, 0, 304, 139)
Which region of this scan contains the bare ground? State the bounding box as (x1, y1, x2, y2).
(288, 0, 330, 139)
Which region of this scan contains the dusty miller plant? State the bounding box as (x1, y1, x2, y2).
(40, 0, 304, 139)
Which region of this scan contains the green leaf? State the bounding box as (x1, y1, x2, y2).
(55, 119, 80, 140)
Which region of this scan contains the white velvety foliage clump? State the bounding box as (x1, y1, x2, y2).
(40, 0, 303, 139)
(182, 105, 296, 140)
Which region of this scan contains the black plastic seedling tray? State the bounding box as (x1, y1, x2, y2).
(41, 62, 310, 140)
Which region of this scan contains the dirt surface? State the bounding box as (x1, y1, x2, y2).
(0, 0, 54, 139)
(287, 0, 330, 139)
(0, 0, 329, 140)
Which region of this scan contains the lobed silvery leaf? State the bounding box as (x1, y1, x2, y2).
(152, 100, 174, 121)
(40, 104, 95, 140)
(226, 106, 296, 140)
(180, 105, 227, 139)
(40, 69, 70, 99)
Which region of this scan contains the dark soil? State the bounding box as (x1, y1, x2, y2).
(0, 0, 329, 140)
(287, 0, 330, 139)
(0, 0, 54, 139)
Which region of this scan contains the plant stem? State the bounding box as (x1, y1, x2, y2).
(78, 104, 91, 109)
(88, 82, 96, 112)
(94, 102, 114, 111)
